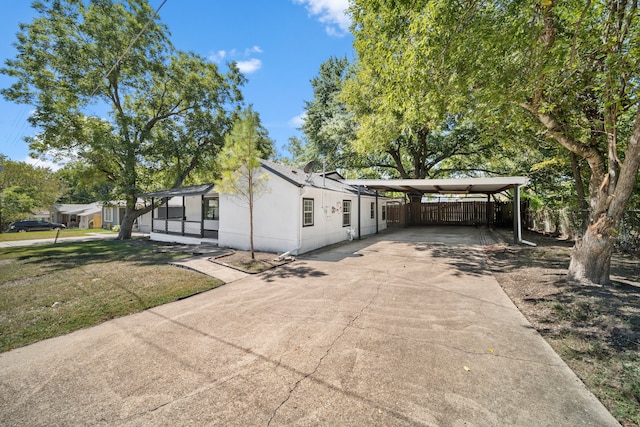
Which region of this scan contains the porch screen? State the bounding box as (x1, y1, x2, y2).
(204, 197, 219, 220)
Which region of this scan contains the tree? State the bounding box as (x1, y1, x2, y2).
(1, 0, 244, 239)
(215, 107, 274, 260)
(342, 1, 501, 188)
(0, 156, 65, 230)
(468, 1, 640, 284)
(300, 57, 360, 168)
(347, 0, 640, 284)
(55, 161, 114, 204)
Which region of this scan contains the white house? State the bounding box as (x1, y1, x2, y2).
(51, 202, 103, 229)
(141, 159, 388, 255)
(102, 200, 153, 233)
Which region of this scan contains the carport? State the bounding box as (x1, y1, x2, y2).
(344, 177, 528, 244)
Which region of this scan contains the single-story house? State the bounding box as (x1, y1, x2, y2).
(102, 200, 152, 233)
(51, 202, 103, 229)
(140, 159, 389, 255)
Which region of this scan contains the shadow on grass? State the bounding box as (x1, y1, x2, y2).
(543, 279, 640, 353)
(1, 239, 180, 273)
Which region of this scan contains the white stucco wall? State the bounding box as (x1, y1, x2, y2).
(136, 212, 152, 233)
(217, 169, 388, 255)
(218, 171, 300, 254)
(299, 188, 387, 254)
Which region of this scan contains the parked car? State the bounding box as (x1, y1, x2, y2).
(8, 220, 67, 232)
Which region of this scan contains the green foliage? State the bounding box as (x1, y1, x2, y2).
(342, 1, 512, 179)
(55, 161, 114, 204)
(0, 157, 65, 228)
(1, 0, 245, 238)
(215, 107, 272, 198)
(297, 57, 364, 170)
(215, 107, 272, 259)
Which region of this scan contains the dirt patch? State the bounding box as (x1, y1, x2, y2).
(486, 228, 640, 426)
(210, 251, 293, 274)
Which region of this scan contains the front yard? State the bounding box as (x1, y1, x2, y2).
(0, 228, 116, 242)
(0, 239, 223, 353)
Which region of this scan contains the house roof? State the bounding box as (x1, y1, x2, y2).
(52, 202, 103, 216)
(140, 184, 216, 199)
(342, 177, 529, 195)
(260, 159, 377, 196)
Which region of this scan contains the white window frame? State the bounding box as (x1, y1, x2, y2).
(343, 200, 351, 227)
(303, 198, 314, 227)
(204, 197, 219, 220)
(103, 207, 113, 223)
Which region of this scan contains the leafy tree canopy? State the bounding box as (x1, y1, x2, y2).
(1, 0, 245, 238)
(0, 155, 65, 229)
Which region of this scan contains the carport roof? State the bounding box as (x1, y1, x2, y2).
(343, 177, 528, 195)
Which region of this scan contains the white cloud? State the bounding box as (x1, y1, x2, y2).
(208, 49, 227, 63)
(209, 46, 264, 74)
(246, 45, 263, 55)
(236, 58, 263, 74)
(23, 156, 62, 171)
(289, 112, 307, 128)
(293, 0, 351, 36)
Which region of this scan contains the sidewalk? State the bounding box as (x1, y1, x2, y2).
(0, 232, 144, 248)
(0, 227, 619, 426)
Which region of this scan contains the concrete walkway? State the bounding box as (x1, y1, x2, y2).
(171, 256, 249, 283)
(0, 227, 618, 426)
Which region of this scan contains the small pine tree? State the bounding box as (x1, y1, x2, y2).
(215, 107, 273, 259)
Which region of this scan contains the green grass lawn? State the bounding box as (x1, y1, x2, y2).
(0, 228, 116, 242)
(0, 239, 223, 352)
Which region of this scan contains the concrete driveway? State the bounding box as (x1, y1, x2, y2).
(0, 227, 618, 426)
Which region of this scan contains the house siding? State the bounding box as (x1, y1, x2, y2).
(217, 168, 388, 255)
(218, 170, 299, 253)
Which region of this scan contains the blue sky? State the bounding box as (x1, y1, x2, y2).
(0, 0, 354, 169)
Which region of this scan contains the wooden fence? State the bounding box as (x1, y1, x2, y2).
(387, 201, 514, 227)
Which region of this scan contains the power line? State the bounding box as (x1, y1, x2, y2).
(90, 0, 169, 97)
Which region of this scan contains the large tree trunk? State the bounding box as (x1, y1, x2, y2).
(568, 213, 615, 285)
(117, 209, 137, 240)
(569, 109, 640, 284)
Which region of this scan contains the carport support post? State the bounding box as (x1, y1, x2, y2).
(357, 185, 362, 240)
(513, 185, 522, 244)
(375, 191, 379, 234)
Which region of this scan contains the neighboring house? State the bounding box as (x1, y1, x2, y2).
(51, 202, 103, 229)
(141, 159, 388, 255)
(103, 200, 152, 233)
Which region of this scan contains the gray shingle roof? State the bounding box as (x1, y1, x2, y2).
(259, 159, 376, 196)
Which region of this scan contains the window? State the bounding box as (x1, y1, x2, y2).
(382, 205, 387, 221)
(303, 198, 314, 227)
(370, 202, 375, 219)
(343, 200, 351, 227)
(204, 197, 219, 220)
(103, 207, 113, 222)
